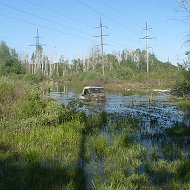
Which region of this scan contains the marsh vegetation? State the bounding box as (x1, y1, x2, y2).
(0, 38, 190, 190)
(1, 76, 190, 190)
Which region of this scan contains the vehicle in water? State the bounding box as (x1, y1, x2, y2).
(79, 86, 106, 101)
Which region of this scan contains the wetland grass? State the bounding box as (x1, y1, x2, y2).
(178, 100, 190, 110)
(84, 111, 150, 190)
(2, 106, 190, 190)
(0, 120, 86, 190)
(84, 110, 190, 190)
(1, 77, 190, 190)
(165, 125, 190, 136)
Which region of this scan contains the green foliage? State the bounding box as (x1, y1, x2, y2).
(165, 125, 190, 136)
(177, 100, 190, 111)
(62, 48, 178, 93)
(1, 81, 190, 190)
(0, 76, 86, 189)
(0, 120, 85, 190)
(0, 41, 26, 75)
(173, 51, 190, 98)
(110, 113, 139, 133)
(15, 96, 84, 127)
(23, 74, 45, 84)
(0, 78, 17, 119)
(177, 159, 190, 182)
(56, 102, 82, 125)
(0, 75, 85, 128)
(173, 69, 190, 98)
(16, 91, 46, 118)
(94, 135, 107, 157)
(0, 79, 16, 104)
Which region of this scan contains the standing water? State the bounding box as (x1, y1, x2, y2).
(50, 91, 190, 158)
(50, 91, 190, 189)
(50, 92, 189, 128)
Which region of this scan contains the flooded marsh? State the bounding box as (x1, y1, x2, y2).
(1, 91, 190, 190)
(50, 92, 190, 189)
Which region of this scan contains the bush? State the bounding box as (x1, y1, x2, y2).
(173, 68, 190, 98)
(0, 79, 16, 104)
(16, 91, 46, 118)
(0, 79, 16, 119)
(173, 81, 190, 98)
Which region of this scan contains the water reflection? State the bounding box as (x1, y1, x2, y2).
(50, 91, 78, 105)
(50, 91, 189, 128)
(50, 91, 190, 161)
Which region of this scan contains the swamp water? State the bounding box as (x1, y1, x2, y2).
(50, 91, 190, 189)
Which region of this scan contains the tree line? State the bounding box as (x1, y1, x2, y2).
(0, 40, 189, 98)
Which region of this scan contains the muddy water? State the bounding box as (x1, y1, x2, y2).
(50, 92, 190, 160)
(50, 91, 190, 188)
(50, 92, 189, 128)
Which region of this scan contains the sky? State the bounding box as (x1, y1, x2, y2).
(0, 0, 189, 65)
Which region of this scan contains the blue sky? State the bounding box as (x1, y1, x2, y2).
(0, 0, 188, 64)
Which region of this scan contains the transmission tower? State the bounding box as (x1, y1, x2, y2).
(140, 22, 155, 73)
(94, 17, 108, 76)
(30, 29, 45, 74)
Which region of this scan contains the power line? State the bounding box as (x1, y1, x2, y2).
(107, 40, 135, 50)
(98, 0, 144, 29)
(75, 0, 107, 18)
(27, 0, 140, 45)
(139, 22, 155, 73)
(0, 12, 135, 51)
(0, 2, 93, 37)
(1, 1, 139, 50)
(29, 29, 46, 74)
(94, 17, 109, 76)
(25, 0, 95, 28)
(0, 2, 141, 58)
(0, 13, 99, 43)
(74, 0, 141, 36)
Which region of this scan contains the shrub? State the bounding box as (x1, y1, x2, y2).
(16, 91, 46, 119)
(0, 79, 16, 104)
(0, 79, 16, 119)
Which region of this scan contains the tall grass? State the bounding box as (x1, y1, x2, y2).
(1, 76, 190, 190)
(0, 120, 86, 190)
(83, 111, 190, 190)
(0, 76, 86, 190)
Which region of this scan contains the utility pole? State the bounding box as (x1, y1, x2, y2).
(140, 22, 155, 74)
(94, 17, 108, 76)
(30, 29, 45, 74)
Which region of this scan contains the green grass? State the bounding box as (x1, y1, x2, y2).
(165, 126, 190, 136)
(1, 75, 190, 190)
(178, 100, 190, 110)
(0, 120, 86, 190)
(83, 112, 190, 190)
(2, 107, 190, 190)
